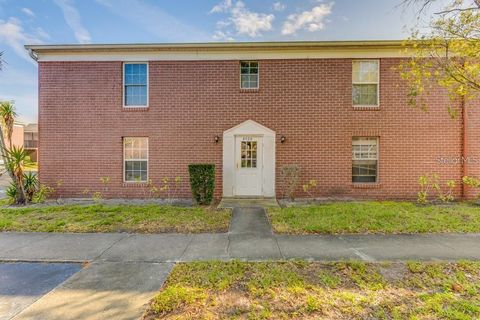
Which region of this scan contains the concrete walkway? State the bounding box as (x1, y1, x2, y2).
(218, 198, 280, 209)
(12, 262, 172, 320)
(1, 208, 480, 262)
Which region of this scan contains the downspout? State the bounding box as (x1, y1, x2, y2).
(461, 95, 467, 200)
(27, 48, 38, 61)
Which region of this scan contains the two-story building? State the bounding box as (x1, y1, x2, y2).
(25, 41, 480, 200)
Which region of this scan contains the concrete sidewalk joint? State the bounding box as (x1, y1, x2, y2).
(1, 232, 480, 263)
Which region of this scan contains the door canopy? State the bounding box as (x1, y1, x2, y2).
(222, 120, 276, 198)
(223, 120, 276, 138)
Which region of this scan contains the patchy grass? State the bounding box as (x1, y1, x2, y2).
(0, 204, 230, 233)
(144, 261, 480, 320)
(22, 162, 38, 171)
(268, 201, 480, 234)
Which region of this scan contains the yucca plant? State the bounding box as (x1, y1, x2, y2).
(0, 101, 16, 181)
(24, 172, 39, 202)
(5, 182, 17, 204)
(0, 101, 17, 149)
(4, 145, 29, 204)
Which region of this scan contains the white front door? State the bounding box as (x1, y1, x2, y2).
(235, 136, 263, 196)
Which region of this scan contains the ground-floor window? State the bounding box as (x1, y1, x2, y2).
(123, 137, 148, 182)
(352, 137, 378, 183)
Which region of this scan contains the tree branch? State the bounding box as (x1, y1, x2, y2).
(435, 7, 479, 14)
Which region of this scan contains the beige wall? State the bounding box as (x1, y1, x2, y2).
(5, 125, 24, 148)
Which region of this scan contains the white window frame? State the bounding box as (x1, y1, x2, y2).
(240, 61, 259, 90)
(123, 137, 149, 183)
(352, 137, 379, 183)
(123, 62, 149, 108)
(352, 59, 380, 107)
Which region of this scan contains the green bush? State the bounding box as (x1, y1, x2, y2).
(6, 182, 17, 204)
(188, 164, 215, 205)
(23, 172, 39, 202)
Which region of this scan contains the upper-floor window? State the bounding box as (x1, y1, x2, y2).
(352, 137, 378, 183)
(124, 137, 148, 182)
(352, 60, 379, 106)
(240, 61, 259, 89)
(124, 62, 148, 107)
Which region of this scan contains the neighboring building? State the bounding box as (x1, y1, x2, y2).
(4, 122, 38, 163)
(0, 122, 23, 166)
(25, 41, 480, 200)
(24, 123, 38, 162)
(8, 122, 25, 149)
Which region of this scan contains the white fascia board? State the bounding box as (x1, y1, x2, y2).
(34, 48, 410, 62)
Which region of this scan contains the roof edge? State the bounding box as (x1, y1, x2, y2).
(25, 40, 408, 52)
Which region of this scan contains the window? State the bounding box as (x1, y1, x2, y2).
(352, 60, 379, 106)
(352, 137, 378, 183)
(240, 61, 259, 89)
(241, 141, 257, 168)
(124, 137, 148, 182)
(124, 63, 148, 107)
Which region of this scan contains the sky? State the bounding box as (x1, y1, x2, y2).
(0, 0, 437, 123)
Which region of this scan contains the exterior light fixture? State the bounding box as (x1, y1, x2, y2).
(280, 135, 286, 143)
(214, 135, 220, 143)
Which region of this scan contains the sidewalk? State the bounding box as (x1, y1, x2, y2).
(1, 208, 480, 262)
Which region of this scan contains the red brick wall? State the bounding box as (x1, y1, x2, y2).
(38, 58, 469, 200)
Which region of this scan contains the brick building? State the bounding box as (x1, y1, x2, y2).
(25, 41, 480, 200)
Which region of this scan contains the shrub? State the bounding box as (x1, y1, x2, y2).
(32, 184, 55, 203)
(5, 173, 39, 204)
(281, 165, 300, 201)
(302, 179, 318, 198)
(462, 176, 480, 198)
(418, 174, 457, 204)
(188, 164, 215, 205)
(6, 182, 17, 204)
(418, 175, 430, 204)
(23, 172, 38, 202)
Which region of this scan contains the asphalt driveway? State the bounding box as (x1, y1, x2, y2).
(0, 262, 81, 320)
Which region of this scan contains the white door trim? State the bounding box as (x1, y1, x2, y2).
(223, 120, 275, 198)
(234, 135, 263, 197)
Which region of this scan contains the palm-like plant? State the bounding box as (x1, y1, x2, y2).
(23, 171, 39, 202)
(0, 101, 17, 148)
(4, 145, 29, 204)
(0, 101, 17, 181)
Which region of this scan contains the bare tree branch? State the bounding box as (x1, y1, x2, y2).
(401, 0, 480, 14)
(435, 7, 479, 14)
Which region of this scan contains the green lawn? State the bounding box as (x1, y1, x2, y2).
(0, 204, 230, 233)
(22, 162, 38, 171)
(268, 201, 480, 234)
(144, 261, 480, 319)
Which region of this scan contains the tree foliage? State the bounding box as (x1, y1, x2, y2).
(399, 0, 480, 117)
(0, 101, 18, 148)
(0, 101, 30, 204)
